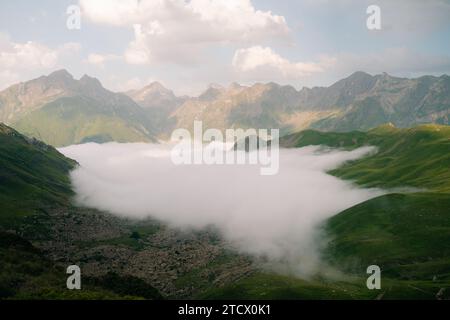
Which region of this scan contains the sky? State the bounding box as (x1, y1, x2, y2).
(1, 0, 450, 95)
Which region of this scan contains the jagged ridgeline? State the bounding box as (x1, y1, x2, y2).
(140, 71, 450, 137)
(0, 70, 449, 145)
(0, 70, 156, 147)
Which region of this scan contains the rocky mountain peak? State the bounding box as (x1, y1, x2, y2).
(229, 82, 243, 90)
(47, 69, 74, 81)
(79, 74, 103, 88)
(142, 82, 175, 97)
(198, 86, 225, 101)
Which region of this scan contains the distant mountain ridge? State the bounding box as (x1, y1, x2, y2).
(0, 70, 156, 146)
(124, 81, 187, 138)
(307, 72, 450, 131)
(125, 71, 449, 136)
(1, 70, 449, 145)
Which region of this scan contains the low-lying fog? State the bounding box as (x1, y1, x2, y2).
(60, 143, 383, 277)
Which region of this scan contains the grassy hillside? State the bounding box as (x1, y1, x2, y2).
(199, 272, 448, 300)
(203, 124, 450, 299)
(281, 124, 450, 192)
(324, 193, 450, 279)
(0, 123, 252, 300)
(0, 123, 76, 228)
(0, 123, 166, 299)
(2, 121, 448, 299)
(13, 96, 154, 147)
(288, 124, 450, 295)
(0, 70, 157, 147)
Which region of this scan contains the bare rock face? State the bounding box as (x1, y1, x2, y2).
(126, 82, 181, 109)
(132, 72, 450, 136)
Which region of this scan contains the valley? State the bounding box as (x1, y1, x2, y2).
(1, 121, 449, 299)
(1, 0, 449, 306)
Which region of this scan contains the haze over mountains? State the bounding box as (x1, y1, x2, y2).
(0, 70, 155, 146)
(0, 70, 449, 146)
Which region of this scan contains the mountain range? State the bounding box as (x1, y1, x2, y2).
(0, 70, 449, 146)
(0, 70, 155, 146)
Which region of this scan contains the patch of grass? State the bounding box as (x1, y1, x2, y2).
(12, 96, 154, 147)
(199, 273, 371, 299)
(263, 124, 450, 299)
(0, 124, 76, 229)
(323, 193, 450, 280)
(85, 272, 164, 300)
(281, 124, 450, 192)
(199, 272, 450, 300)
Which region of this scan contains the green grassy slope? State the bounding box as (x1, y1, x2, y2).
(281, 124, 450, 279)
(0, 123, 164, 299)
(0, 123, 76, 228)
(12, 96, 154, 147)
(290, 124, 449, 295)
(281, 124, 450, 192)
(199, 272, 449, 300)
(203, 124, 450, 299)
(324, 193, 450, 279)
(2, 121, 448, 299)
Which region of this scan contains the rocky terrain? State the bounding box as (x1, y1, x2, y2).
(131, 71, 450, 136)
(0, 123, 255, 299)
(14, 203, 255, 298)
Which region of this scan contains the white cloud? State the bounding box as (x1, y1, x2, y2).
(0, 33, 81, 90)
(0, 36, 80, 70)
(80, 0, 290, 65)
(124, 24, 153, 65)
(79, 0, 140, 26)
(86, 53, 120, 67)
(0, 70, 20, 90)
(232, 46, 336, 80)
(0, 41, 56, 69)
(60, 142, 383, 277)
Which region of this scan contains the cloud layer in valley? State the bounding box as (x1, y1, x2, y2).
(60, 142, 384, 276)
